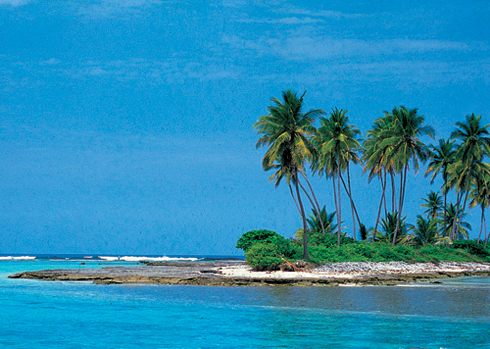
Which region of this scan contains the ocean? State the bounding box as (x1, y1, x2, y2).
(1, 256, 489, 348)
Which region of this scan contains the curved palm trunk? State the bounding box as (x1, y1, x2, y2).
(332, 176, 340, 246)
(340, 175, 362, 238)
(443, 170, 448, 237)
(294, 175, 309, 260)
(299, 172, 325, 234)
(337, 169, 342, 246)
(455, 190, 470, 239)
(484, 215, 489, 249)
(393, 166, 408, 246)
(373, 171, 387, 242)
(346, 163, 357, 240)
(478, 205, 485, 243)
(298, 180, 325, 234)
(390, 170, 396, 215)
(288, 183, 302, 216)
(450, 192, 463, 240)
(443, 187, 447, 237)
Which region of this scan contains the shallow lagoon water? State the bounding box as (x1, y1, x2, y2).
(1, 260, 489, 349)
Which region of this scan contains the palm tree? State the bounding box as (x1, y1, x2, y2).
(294, 206, 338, 239)
(441, 203, 471, 239)
(363, 115, 396, 241)
(381, 106, 435, 245)
(306, 206, 337, 234)
(411, 215, 449, 246)
(448, 114, 490, 238)
(425, 138, 456, 232)
(371, 212, 411, 245)
(254, 89, 324, 259)
(312, 108, 362, 245)
(469, 169, 490, 243)
(421, 191, 443, 220)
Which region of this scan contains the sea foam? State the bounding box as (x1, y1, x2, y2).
(98, 256, 119, 261)
(119, 256, 199, 262)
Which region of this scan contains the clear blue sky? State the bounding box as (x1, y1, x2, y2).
(1, 0, 489, 255)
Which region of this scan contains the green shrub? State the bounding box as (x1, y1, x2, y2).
(374, 245, 400, 261)
(244, 243, 284, 271)
(237, 229, 299, 259)
(236, 229, 281, 252)
(452, 240, 490, 258)
(307, 231, 355, 248)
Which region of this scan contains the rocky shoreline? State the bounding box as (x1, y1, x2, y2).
(9, 261, 490, 286)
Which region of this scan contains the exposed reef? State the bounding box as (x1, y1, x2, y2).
(8, 261, 490, 286)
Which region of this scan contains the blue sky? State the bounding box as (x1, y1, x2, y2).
(1, 0, 489, 255)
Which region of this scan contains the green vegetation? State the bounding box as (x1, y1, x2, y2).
(238, 229, 490, 270)
(244, 89, 490, 269)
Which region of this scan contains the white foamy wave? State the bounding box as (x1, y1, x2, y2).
(0, 256, 13, 260)
(83, 256, 93, 259)
(98, 256, 119, 261)
(119, 256, 199, 262)
(12, 256, 36, 260)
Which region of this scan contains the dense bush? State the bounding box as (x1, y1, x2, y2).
(236, 229, 281, 251)
(244, 243, 284, 271)
(307, 231, 355, 247)
(236, 229, 299, 259)
(239, 230, 490, 270)
(452, 240, 490, 258)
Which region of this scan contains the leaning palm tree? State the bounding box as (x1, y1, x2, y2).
(312, 108, 362, 245)
(421, 191, 443, 220)
(254, 89, 325, 259)
(469, 169, 490, 243)
(381, 106, 435, 245)
(425, 138, 456, 233)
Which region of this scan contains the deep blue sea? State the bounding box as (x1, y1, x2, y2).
(1, 256, 489, 349)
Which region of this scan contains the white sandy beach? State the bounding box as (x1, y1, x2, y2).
(219, 261, 490, 280)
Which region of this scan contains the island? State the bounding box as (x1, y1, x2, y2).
(9, 260, 490, 287)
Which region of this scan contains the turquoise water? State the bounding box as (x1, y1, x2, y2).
(1, 260, 490, 349)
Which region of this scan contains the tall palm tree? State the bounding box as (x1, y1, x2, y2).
(448, 114, 490, 238)
(421, 191, 443, 220)
(254, 89, 324, 259)
(381, 106, 435, 245)
(312, 108, 362, 245)
(363, 115, 396, 241)
(425, 138, 456, 233)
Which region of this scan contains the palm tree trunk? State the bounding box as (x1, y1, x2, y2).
(393, 166, 408, 246)
(478, 205, 485, 243)
(390, 170, 396, 214)
(346, 163, 357, 240)
(443, 186, 447, 237)
(298, 180, 325, 234)
(299, 172, 325, 234)
(450, 192, 463, 240)
(332, 175, 340, 246)
(337, 168, 342, 246)
(340, 175, 362, 235)
(456, 190, 470, 239)
(294, 175, 309, 260)
(484, 214, 489, 249)
(373, 171, 387, 242)
(289, 183, 302, 216)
